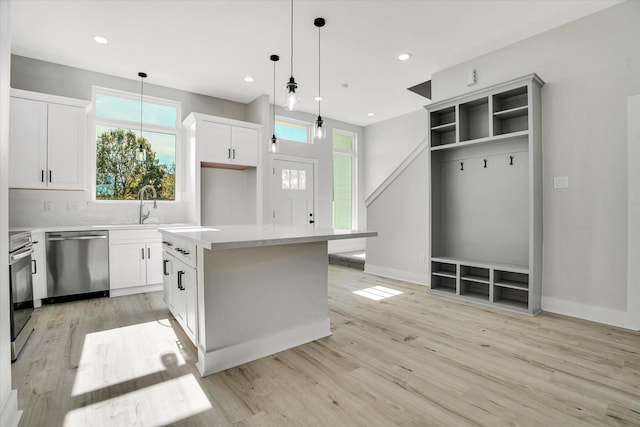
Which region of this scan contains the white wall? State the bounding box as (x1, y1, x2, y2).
(1, 3, 21, 426)
(365, 0, 640, 328)
(364, 109, 428, 198)
(363, 109, 429, 283)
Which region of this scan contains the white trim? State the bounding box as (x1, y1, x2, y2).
(365, 264, 429, 287)
(0, 390, 21, 427)
(275, 115, 312, 144)
(196, 318, 330, 376)
(109, 283, 163, 298)
(270, 154, 319, 226)
(627, 95, 640, 330)
(542, 296, 638, 331)
(10, 88, 90, 110)
(332, 129, 358, 230)
(365, 137, 429, 207)
(183, 112, 263, 131)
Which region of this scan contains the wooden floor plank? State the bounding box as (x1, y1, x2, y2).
(11, 265, 640, 426)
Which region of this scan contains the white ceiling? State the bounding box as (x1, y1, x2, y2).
(10, 0, 622, 126)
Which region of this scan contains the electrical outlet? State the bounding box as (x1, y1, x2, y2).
(44, 201, 52, 212)
(67, 201, 79, 212)
(554, 176, 569, 189)
(467, 69, 477, 86)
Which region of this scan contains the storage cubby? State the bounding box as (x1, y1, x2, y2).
(494, 270, 528, 290)
(430, 275, 456, 294)
(428, 74, 543, 316)
(493, 86, 529, 136)
(493, 286, 528, 311)
(460, 265, 490, 283)
(460, 280, 489, 301)
(459, 97, 489, 142)
(430, 106, 456, 147)
(431, 261, 457, 278)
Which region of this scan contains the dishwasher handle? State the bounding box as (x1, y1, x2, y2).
(47, 235, 108, 241)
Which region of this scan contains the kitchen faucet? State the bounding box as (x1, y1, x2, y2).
(139, 184, 158, 224)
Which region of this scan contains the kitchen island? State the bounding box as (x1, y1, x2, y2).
(159, 224, 377, 377)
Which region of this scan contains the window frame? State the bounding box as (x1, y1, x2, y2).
(332, 129, 358, 230)
(90, 86, 182, 202)
(275, 115, 312, 144)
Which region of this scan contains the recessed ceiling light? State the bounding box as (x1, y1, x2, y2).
(367, 112, 375, 117)
(314, 96, 322, 101)
(398, 53, 411, 61)
(93, 35, 108, 44)
(244, 76, 254, 83)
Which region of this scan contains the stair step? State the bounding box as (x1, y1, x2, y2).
(328, 252, 365, 271)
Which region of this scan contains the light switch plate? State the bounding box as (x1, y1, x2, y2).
(554, 176, 569, 189)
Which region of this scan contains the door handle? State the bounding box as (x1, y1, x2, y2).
(309, 220, 315, 224)
(163, 259, 169, 275)
(177, 270, 185, 290)
(32, 259, 37, 274)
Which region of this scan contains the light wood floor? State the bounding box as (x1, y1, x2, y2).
(12, 265, 640, 426)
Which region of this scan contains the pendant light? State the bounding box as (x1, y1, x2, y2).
(136, 72, 147, 162)
(284, 0, 298, 110)
(313, 17, 326, 141)
(270, 55, 280, 154)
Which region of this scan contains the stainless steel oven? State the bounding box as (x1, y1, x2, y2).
(9, 230, 35, 361)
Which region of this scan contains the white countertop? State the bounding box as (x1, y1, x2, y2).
(10, 223, 193, 234)
(159, 224, 377, 250)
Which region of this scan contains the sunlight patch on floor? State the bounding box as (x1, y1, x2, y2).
(353, 285, 403, 301)
(64, 374, 212, 426)
(72, 319, 185, 396)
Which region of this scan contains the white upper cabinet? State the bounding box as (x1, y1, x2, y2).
(184, 112, 262, 169)
(9, 90, 89, 190)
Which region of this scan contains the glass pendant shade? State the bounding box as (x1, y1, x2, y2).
(284, 76, 298, 111)
(314, 115, 325, 140)
(269, 134, 279, 154)
(136, 143, 146, 162)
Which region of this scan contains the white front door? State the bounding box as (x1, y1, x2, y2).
(271, 159, 315, 226)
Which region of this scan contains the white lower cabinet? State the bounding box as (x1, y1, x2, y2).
(31, 231, 46, 305)
(109, 229, 163, 295)
(163, 250, 197, 343)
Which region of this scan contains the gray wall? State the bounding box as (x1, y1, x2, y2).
(364, 0, 640, 324)
(11, 55, 247, 122)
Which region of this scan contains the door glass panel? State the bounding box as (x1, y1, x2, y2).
(281, 169, 290, 189)
(299, 170, 306, 190)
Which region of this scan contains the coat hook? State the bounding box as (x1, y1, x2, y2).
(509, 155, 514, 166)
(460, 161, 464, 171)
(483, 159, 487, 168)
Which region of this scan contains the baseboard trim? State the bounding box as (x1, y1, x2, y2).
(0, 390, 21, 427)
(365, 264, 428, 286)
(196, 318, 331, 377)
(542, 296, 639, 331)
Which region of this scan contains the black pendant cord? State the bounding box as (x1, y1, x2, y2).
(273, 59, 277, 136)
(290, 0, 294, 77)
(138, 72, 147, 144)
(317, 22, 321, 117)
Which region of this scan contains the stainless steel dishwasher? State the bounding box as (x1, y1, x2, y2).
(45, 230, 110, 303)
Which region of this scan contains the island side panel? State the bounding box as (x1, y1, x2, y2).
(198, 240, 331, 376)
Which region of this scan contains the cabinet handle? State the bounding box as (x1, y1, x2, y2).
(232, 148, 236, 159)
(141, 248, 145, 260)
(162, 240, 173, 247)
(163, 259, 169, 276)
(228, 148, 231, 159)
(41, 170, 45, 183)
(148, 247, 151, 259)
(32, 259, 37, 275)
(178, 270, 185, 290)
(49, 170, 52, 183)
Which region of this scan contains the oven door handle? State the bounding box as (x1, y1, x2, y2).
(10, 246, 34, 263)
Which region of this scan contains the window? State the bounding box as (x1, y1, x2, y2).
(93, 87, 180, 201)
(333, 130, 356, 230)
(275, 116, 310, 144)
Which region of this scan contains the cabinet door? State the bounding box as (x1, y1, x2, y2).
(9, 97, 47, 189)
(198, 121, 232, 164)
(162, 253, 174, 309)
(109, 243, 146, 290)
(231, 126, 258, 167)
(183, 265, 197, 341)
(47, 103, 86, 190)
(145, 242, 164, 285)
